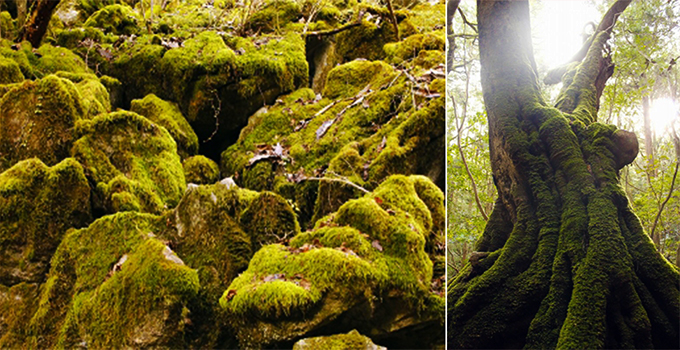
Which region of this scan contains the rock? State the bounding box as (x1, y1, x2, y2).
(220, 175, 444, 349)
(293, 330, 386, 350)
(0, 56, 23, 84)
(240, 191, 301, 251)
(131, 94, 199, 159)
(183, 155, 220, 185)
(0, 282, 39, 346)
(0, 158, 91, 286)
(25, 212, 198, 348)
(84, 4, 141, 36)
(71, 111, 186, 214)
(0, 75, 85, 171)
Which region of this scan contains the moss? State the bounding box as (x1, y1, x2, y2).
(0, 282, 40, 347)
(0, 158, 91, 286)
(55, 71, 112, 118)
(0, 75, 86, 171)
(0, 12, 14, 40)
(220, 175, 443, 348)
(183, 155, 220, 184)
(292, 330, 384, 350)
(33, 44, 91, 76)
(240, 191, 301, 251)
(25, 212, 195, 348)
(0, 56, 23, 84)
(52, 26, 112, 49)
(162, 182, 264, 347)
(84, 4, 141, 35)
(168, 183, 255, 299)
(247, 0, 302, 33)
(130, 93, 199, 159)
(109, 39, 167, 103)
(68, 239, 199, 348)
(71, 110, 186, 215)
(384, 32, 445, 64)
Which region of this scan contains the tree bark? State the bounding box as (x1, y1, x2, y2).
(448, 1, 680, 349)
(21, 0, 60, 47)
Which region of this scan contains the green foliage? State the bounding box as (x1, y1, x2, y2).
(84, 4, 141, 35)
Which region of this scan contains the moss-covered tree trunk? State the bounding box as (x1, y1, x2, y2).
(21, 0, 59, 47)
(447, 1, 680, 349)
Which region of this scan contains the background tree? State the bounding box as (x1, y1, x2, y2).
(448, 1, 680, 348)
(20, 0, 60, 46)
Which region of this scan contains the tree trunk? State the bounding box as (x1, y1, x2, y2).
(448, 1, 680, 349)
(21, 0, 60, 47)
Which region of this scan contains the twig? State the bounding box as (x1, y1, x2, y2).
(305, 10, 365, 37)
(304, 173, 369, 193)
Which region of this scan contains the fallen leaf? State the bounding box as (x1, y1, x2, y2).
(316, 118, 336, 140)
(225, 289, 237, 301)
(374, 197, 383, 205)
(372, 240, 383, 251)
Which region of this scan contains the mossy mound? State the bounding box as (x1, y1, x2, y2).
(0, 56, 23, 84)
(221, 58, 445, 227)
(183, 155, 220, 184)
(0, 158, 91, 286)
(246, 0, 302, 33)
(0, 282, 40, 345)
(220, 175, 444, 348)
(0, 75, 85, 171)
(54, 71, 112, 118)
(293, 329, 386, 350)
(384, 32, 445, 64)
(71, 110, 186, 215)
(130, 93, 199, 159)
(22, 212, 198, 348)
(84, 4, 141, 35)
(240, 191, 301, 251)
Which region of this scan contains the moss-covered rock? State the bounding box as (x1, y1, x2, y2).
(240, 191, 301, 251)
(0, 75, 86, 171)
(71, 110, 186, 214)
(84, 4, 141, 35)
(24, 212, 198, 348)
(0, 12, 14, 40)
(384, 32, 445, 64)
(55, 71, 112, 118)
(293, 330, 386, 350)
(0, 158, 91, 286)
(220, 175, 444, 348)
(183, 155, 220, 184)
(221, 58, 445, 226)
(130, 93, 199, 159)
(0, 282, 39, 345)
(0, 56, 23, 84)
(246, 0, 302, 33)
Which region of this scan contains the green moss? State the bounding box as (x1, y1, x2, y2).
(0, 282, 40, 347)
(220, 175, 443, 348)
(247, 0, 302, 33)
(0, 75, 86, 171)
(0, 12, 14, 40)
(55, 71, 112, 118)
(130, 93, 199, 158)
(0, 56, 24, 84)
(26, 212, 195, 348)
(84, 4, 141, 35)
(293, 330, 383, 350)
(240, 191, 301, 251)
(183, 155, 220, 184)
(384, 32, 445, 64)
(33, 44, 91, 76)
(71, 110, 186, 215)
(109, 39, 167, 103)
(69, 239, 199, 348)
(0, 158, 91, 286)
